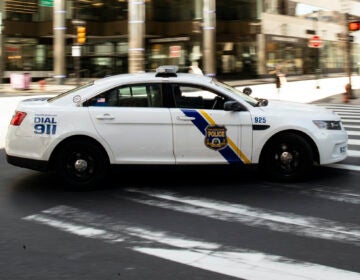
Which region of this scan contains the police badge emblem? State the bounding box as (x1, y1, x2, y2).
(205, 125, 227, 150)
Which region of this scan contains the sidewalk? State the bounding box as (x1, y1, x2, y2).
(0, 75, 359, 104)
(228, 75, 360, 104)
(0, 83, 75, 97)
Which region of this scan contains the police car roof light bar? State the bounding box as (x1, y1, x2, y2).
(155, 65, 179, 77)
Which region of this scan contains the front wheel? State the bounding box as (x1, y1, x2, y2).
(55, 140, 109, 190)
(260, 133, 314, 182)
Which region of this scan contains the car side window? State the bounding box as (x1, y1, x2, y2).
(84, 84, 163, 108)
(172, 84, 226, 110)
(118, 85, 148, 107)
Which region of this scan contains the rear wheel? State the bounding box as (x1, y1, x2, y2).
(260, 133, 314, 182)
(55, 140, 109, 189)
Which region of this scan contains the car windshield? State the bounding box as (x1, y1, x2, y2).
(47, 81, 94, 103)
(212, 79, 259, 107)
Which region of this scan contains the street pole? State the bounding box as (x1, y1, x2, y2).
(72, 19, 85, 86)
(0, 8, 4, 89)
(203, 0, 216, 77)
(128, 0, 145, 73)
(53, 0, 66, 85)
(345, 13, 352, 97)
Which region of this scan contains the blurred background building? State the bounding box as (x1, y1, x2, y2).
(0, 0, 359, 83)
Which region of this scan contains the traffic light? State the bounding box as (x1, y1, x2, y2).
(77, 26, 86, 44)
(348, 21, 360, 32)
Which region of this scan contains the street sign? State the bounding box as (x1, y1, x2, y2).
(72, 45, 81, 57)
(169, 45, 181, 58)
(40, 0, 54, 7)
(308, 35, 323, 48)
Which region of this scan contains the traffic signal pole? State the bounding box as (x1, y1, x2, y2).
(344, 14, 360, 100)
(72, 21, 86, 86)
(53, 0, 66, 85)
(345, 13, 352, 99)
(0, 9, 4, 89)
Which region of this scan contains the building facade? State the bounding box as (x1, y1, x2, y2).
(0, 0, 359, 82)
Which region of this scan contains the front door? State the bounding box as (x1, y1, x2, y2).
(169, 83, 252, 165)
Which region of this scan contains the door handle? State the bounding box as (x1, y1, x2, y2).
(177, 116, 195, 121)
(96, 113, 114, 120)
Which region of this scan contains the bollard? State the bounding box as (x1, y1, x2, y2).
(343, 83, 351, 103)
(39, 79, 46, 91)
(275, 75, 281, 89)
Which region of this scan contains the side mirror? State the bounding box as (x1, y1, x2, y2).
(224, 100, 244, 111)
(243, 87, 252, 96)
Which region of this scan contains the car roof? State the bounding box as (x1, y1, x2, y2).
(48, 70, 220, 105)
(92, 72, 214, 87)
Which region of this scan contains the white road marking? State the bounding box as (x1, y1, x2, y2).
(344, 124, 360, 129)
(124, 188, 360, 246)
(134, 247, 360, 280)
(341, 116, 360, 119)
(342, 119, 360, 123)
(347, 130, 360, 136)
(348, 139, 360, 145)
(265, 182, 360, 205)
(23, 205, 360, 280)
(330, 110, 359, 113)
(25, 205, 219, 249)
(346, 149, 360, 157)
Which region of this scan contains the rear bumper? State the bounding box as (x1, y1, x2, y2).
(6, 154, 49, 172)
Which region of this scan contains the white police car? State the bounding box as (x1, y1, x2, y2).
(5, 66, 348, 188)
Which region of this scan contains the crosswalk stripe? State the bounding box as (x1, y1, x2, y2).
(134, 247, 360, 280)
(342, 119, 360, 123)
(344, 124, 360, 129)
(124, 188, 360, 246)
(348, 139, 360, 145)
(347, 149, 360, 157)
(23, 205, 360, 280)
(335, 112, 360, 115)
(347, 130, 360, 136)
(264, 182, 360, 204)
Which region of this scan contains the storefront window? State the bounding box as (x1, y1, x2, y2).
(74, 0, 128, 21)
(217, 0, 257, 20)
(265, 35, 304, 75)
(5, 38, 39, 71)
(148, 39, 189, 71)
(152, 0, 193, 22)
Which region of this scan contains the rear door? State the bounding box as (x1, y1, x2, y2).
(86, 83, 175, 164)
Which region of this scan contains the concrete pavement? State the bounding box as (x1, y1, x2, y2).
(0, 75, 359, 104)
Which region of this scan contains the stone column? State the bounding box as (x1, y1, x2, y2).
(53, 0, 66, 84)
(0, 4, 5, 87)
(203, 0, 216, 76)
(128, 0, 145, 73)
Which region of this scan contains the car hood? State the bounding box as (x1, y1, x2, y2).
(260, 99, 337, 118)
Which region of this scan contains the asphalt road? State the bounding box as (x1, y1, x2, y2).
(1, 82, 360, 279)
(0, 149, 360, 280)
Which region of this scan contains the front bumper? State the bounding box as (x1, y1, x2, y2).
(317, 130, 348, 164)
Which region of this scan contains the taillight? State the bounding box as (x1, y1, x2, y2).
(10, 111, 27, 126)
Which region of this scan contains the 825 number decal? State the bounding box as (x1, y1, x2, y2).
(254, 116, 266, 124)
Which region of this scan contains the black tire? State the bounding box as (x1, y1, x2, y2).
(55, 139, 109, 190)
(260, 133, 314, 182)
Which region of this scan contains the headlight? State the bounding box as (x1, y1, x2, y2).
(313, 120, 342, 130)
